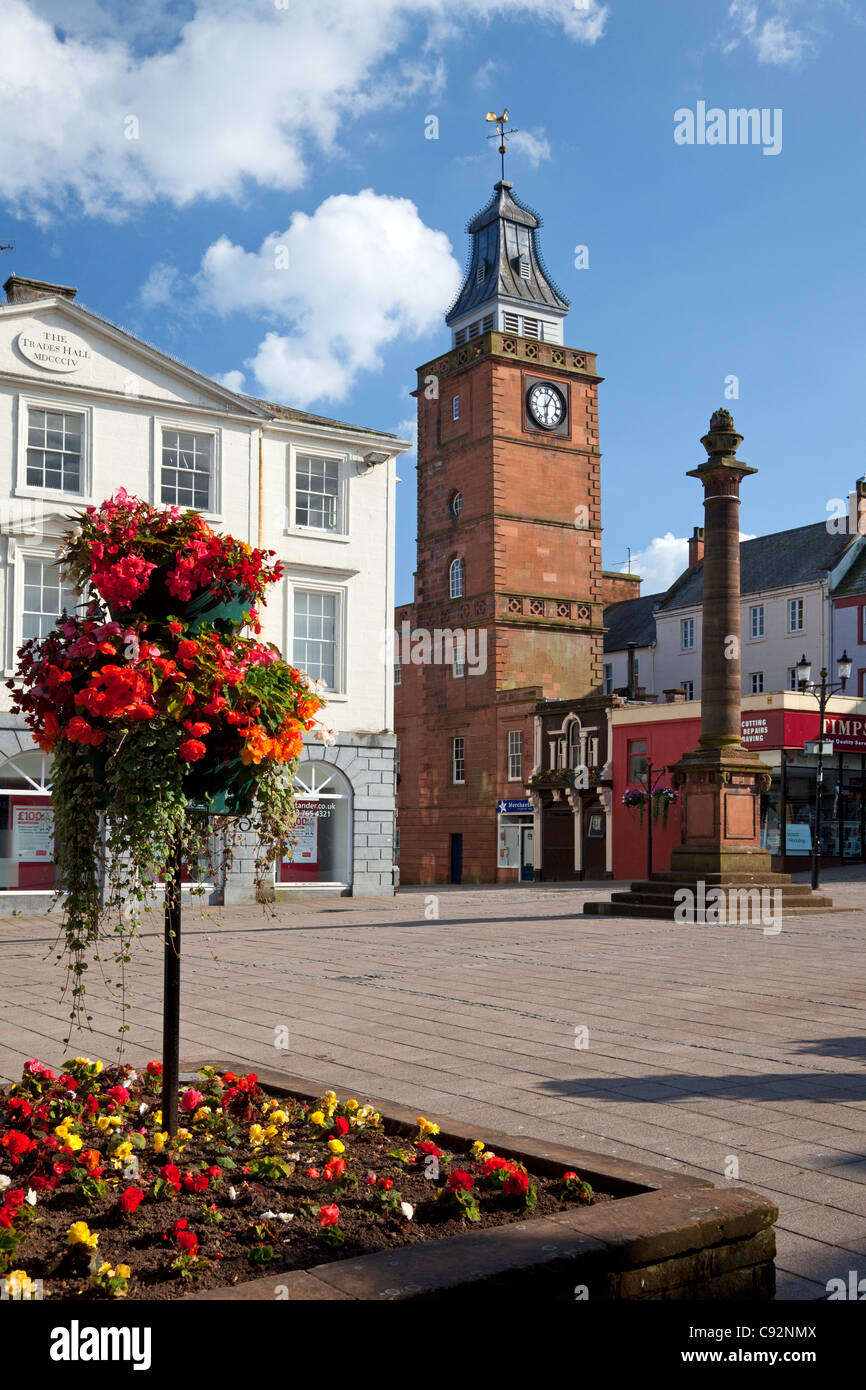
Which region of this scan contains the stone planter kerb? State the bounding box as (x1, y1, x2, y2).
(183, 1061, 778, 1302)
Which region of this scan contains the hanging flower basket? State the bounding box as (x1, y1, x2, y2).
(622, 784, 648, 825)
(651, 785, 679, 827)
(8, 491, 328, 1034)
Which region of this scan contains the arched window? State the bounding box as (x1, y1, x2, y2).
(0, 750, 56, 893)
(277, 761, 352, 889)
(568, 719, 582, 770)
(449, 557, 464, 599)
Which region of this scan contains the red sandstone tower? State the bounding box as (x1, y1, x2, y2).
(395, 173, 605, 883)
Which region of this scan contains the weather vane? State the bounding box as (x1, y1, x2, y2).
(486, 108, 518, 181)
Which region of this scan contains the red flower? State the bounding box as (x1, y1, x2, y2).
(161, 1164, 182, 1192)
(179, 739, 207, 762)
(168, 622, 183, 635)
(417, 1141, 441, 1158)
(318, 1204, 340, 1228)
(323, 1157, 346, 1182)
(64, 715, 107, 746)
(85, 1094, 99, 1116)
(1, 1130, 36, 1163)
(447, 1169, 475, 1192)
(332, 1116, 349, 1137)
(176, 1229, 198, 1255)
(306, 1168, 320, 1180)
(182, 1172, 209, 1194)
(206, 1165, 222, 1179)
(376, 1176, 393, 1190)
(119, 1186, 145, 1214)
(183, 721, 211, 739)
(146, 1061, 163, 1076)
(503, 1171, 530, 1197)
(176, 639, 200, 667)
(106, 1085, 130, 1106)
(180, 1088, 204, 1112)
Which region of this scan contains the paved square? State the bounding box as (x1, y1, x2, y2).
(2, 869, 865, 1300)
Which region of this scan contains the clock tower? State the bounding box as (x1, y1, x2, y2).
(394, 167, 605, 884)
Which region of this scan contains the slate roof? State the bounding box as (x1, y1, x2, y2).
(603, 592, 664, 652)
(244, 396, 400, 440)
(657, 521, 851, 612)
(445, 180, 569, 325)
(832, 544, 866, 598)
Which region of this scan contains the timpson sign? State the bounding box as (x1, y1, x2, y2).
(15, 328, 91, 373)
(741, 709, 866, 752)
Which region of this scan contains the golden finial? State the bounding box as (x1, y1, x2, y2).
(486, 108, 518, 181)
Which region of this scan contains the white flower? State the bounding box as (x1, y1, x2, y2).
(25, 1188, 37, 1205)
(313, 724, 337, 746)
(0, 1175, 11, 1192)
(126, 1071, 139, 1084)
(138, 1104, 148, 1115)
(228, 1186, 237, 1202)
(400, 1202, 414, 1221)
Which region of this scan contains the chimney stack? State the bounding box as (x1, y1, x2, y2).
(4, 275, 77, 305)
(848, 479, 866, 537)
(688, 525, 705, 569)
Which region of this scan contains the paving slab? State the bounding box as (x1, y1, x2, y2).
(1, 867, 865, 1300)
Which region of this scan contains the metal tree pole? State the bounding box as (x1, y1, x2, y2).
(161, 838, 183, 1137)
(645, 759, 671, 879)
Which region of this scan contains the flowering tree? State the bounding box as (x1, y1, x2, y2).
(9, 491, 326, 1034)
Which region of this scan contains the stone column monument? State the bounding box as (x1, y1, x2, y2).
(586, 409, 834, 920)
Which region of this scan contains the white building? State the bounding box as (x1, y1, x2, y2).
(605, 500, 866, 704)
(0, 275, 407, 908)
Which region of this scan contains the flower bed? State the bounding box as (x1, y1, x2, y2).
(0, 1059, 606, 1301)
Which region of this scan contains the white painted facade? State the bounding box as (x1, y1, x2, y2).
(0, 282, 408, 903)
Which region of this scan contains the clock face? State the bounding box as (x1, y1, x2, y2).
(527, 381, 566, 430)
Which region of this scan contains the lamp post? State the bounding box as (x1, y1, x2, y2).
(645, 759, 671, 879)
(796, 649, 853, 890)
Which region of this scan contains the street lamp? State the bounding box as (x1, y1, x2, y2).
(796, 650, 852, 889)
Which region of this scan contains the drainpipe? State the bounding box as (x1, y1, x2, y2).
(627, 642, 637, 700)
(257, 429, 265, 549)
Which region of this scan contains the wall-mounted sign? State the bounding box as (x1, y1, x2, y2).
(496, 799, 532, 814)
(16, 328, 91, 373)
(290, 799, 319, 865)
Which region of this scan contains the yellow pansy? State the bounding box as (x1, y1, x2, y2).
(470, 1140, 486, 1157)
(346, 1099, 359, 1111)
(153, 1132, 168, 1153)
(270, 1110, 288, 1126)
(66, 1135, 83, 1152)
(328, 1139, 345, 1155)
(249, 1124, 265, 1146)
(67, 1221, 99, 1249)
(113, 1142, 133, 1162)
(417, 1117, 439, 1137)
(116, 1264, 131, 1280)
(54, 1123, 71, 1141)
(310, 1111, 325, 1127)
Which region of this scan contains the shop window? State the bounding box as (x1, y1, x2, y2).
(0, 751, 57, 892)
(277, 762, 352, 888)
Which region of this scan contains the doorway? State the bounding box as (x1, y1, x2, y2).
(519, 825, 535, 882)
(449, 833, 463, 884)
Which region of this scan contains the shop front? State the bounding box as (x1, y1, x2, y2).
(496, 799, 535, 882)
(610, 694, 866, 879)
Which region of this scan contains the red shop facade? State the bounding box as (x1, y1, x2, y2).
(611, 694, 866, 879)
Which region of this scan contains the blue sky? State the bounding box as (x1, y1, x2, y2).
(2, 0, 863, 602)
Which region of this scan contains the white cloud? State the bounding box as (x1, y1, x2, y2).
(395, 415, 418, 459)
(507, 129, 552, 166)
(473, 58, 502, 91)
(724, 0, 815, 65)
(139, 262, 183, 309)
(620, 534, 689, 594)
(190, 188, 462, 407)
(0, 0, 607, 220)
